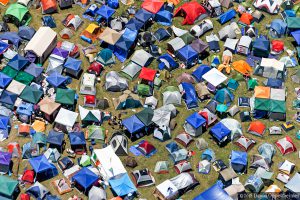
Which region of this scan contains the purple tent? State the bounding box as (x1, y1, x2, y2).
(52, 47, 69, 59)
(0, 151, 12, 173)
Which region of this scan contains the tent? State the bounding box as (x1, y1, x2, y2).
(105, 71, 128, 92)
(230, 151, 247, 173)
(19, 86, 43, 104)
(175, 133, 194, 147)
(79, 106, 101, 124)
(18, 26, 35, 41)
(0, 90, 18, 107)
(55, 88, 75, 105)
(244, 175, 264, 193)
(54, 108, 78, 130)
(174, 2, 207, 25)
(125, 18, 144, 32)
(218, 9, 236, 24)
(72, 167, 98, 193)
(29, 155, 58, 181)
(64, 57, 82, 78)
(258, 143, 276, 163)
(270, 19, 287, 38)
(193, 182, 231, 200)
(239, 13, 253, 25)
(92, 146, 127, 180)
(202, 68, 227, 88)
(122, 115, 145, 136)
(135, 9, 154, 24)
(155, 10, 173, 26)
(162, 87, 181, 106)
(177, 45, 198, 67)
(114, 28, 137, 62)
(232, 60, 252, 76)
(137, 140, 156, 156)
(47, 130, 64, 152)
(170, 149, 188, 164)
(154, 161, 169, 174)
(44, 148, 61, 162)
(252, 37, 270, 58)
(7, 54, 29, 71)
(139, 67, 156, 82)
(235, 136, 255, 152)
(220, 118, 242, 140)
(180, 82, 198, 109)
(4, 3, 31, 27)
(184, 112, 206, 137)
(275, 136, 297, 155)
(0, 41, 9, 56)
(0, 72, 12, 89)
(174, 160, 192, 174)
(110, 132, 128, 156)
(97, 5, 115, 22)
(0, 176, 19, 199)
(0, 151, 12, 174)
(120, 62, 142, 80)
(41, 0, 57, 14)
(142, 0, 164, 14)
(58, 0, 73, 9)
(210, 122, 231, 146)
(254, 58, 286, 80)
(190, 39, 209, 55)
(99, 28, 121, 46)
(214, 88, 234, 105)
(86, 125, 105, 142)
(248, 121, 266, 137)
(0, 32, 21, 48)
(135, 108, 154, 126)
(192, 65, 211, 82)
(157, 53, 179, 71)
(38, 97, 61, 123)
(26, 182, 49, 199)
(63, 14, 82, 31)
(132, 168, 155, 187)
(24, 27, 57, 63)
(88, 186, 106, 200)
(285, 173, 300, 193)
(113, 90, 143, 110)
(253, 0, 280, 14)
(109, 173, 137, 197)
(153, 126, 171, 141)
(96, 48, 116, 66)
(69, 132, 86, 154)
(131, 49, 153, 67)
(46, 72, 70, 88)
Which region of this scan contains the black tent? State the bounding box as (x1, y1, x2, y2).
(58, 0, 73, 9)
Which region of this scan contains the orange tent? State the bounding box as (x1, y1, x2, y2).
(0, 0, 9, 6)
(248, 121, 266, 137)
(232, 60, 253, 75)
(41, 0, 57, 14)
(142, 0, 165, 14)
(239, 13, 253, 25)
(254, 86, 270, 99)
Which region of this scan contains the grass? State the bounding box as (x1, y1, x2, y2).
(1, 0, 300, 199)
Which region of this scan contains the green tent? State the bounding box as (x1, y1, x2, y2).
(1, 66, 18, 78)
(270, 100, 286, 113)
(135, 107, 154, 126)
(4, 3, 31, 27)
(179, 32, 195, 44)
(96, 48, 115, 66)
(163, 86, 179, 92)
(87, 125, 105, 141)
(55, 88, 75, 105)
(254, 98, 270, 111)
(15, 71, 34, 85)
(20, 86, 43, 104)
(137, 84, 151, 96)
(80, 155, 92, 167)
(286, 17, 300, 29)
(248, 79, 258, 90)
(0, 176, 18, 199)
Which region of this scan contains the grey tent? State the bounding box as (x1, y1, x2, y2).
(163, 90, 182, 106)
(152, 109, 171, 127)
(218, 24, 237, 40)
(105, 71, 128, 92)
(170, 172, 199, 192)
(285, 173, 300, 193)
(237, 36, 252, 55)
(250, 154, 270, 171)
(176, 73, 195, 84)
(224, 38, 239, 52)
(196, 138, 208, 150)
(130, 49, 153, 67)
(88, 186, 106, 200)
(109, 132, 128, 156)
(167, 37, 185, 54)
(132, 168, 155, 187)
(190, 19, 214, 37)
(220, 0, 233, 8)
(120, 62, 142, 80)
(59, 28, 74, 39)
(153, 126, 171, 141)
(44, 148, 60, 163)
(170, 149, 188, 163)
(58, 0, 73, 9)
(258, 143, 276, 164)
(190, 39, 209, 54)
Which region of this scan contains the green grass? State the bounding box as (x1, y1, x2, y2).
(2, 0, 300, 199)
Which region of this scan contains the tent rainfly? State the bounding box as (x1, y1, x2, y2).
(54, 108, 78, 130)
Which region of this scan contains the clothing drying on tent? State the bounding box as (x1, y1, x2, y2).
(174, 2, 207, 25)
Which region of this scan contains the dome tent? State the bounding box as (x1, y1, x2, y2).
(109, 131, 128, 156)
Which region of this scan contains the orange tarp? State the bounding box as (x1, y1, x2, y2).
(254, 86, 271, 99)
(232, 60, 253, 75)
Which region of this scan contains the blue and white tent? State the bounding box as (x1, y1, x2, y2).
(210, 122, 231, 145)
(109, 173, 137, 197)
(181, 82, 199, 109)
(192, 65, 211, 82)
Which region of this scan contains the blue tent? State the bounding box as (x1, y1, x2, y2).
(165, 141, 179, 153)
(0, 72, 12, 88)
(231, 151, 248, 173)
(214, 88, 234, 105)
(177, 45, 198, 67)
(46, 72, 70, 88)
(186, 112, 206, 129)
(266, 78, 283, 88)
(0, 32, 22, 47)
(125, 18, 144, 31)
(7, 54, 29, 71)
(69, 132, 86, 146)
(192, 65, 211, 82)
(210, 122, 231, 144)
(193, 182, 232, 200)
(114, 28, 137, 62)
(201, 148, 215, 161)
(47, 130, 64, 146)
(0, 90, 17, 106)
(109, 173, 137, 197)
(0, 116, 10, 130)
(218, 9, 236, 24)
(64, 57, 82, 71)
(157, 53, 178, 71)
(135, 9, 154, 23)
(24, 63, 43, 78)
(0, 40, 10, 55)
(16, 102, 33, 116)
(291, 30, 300, 45)
(252, 36, 270, 57)
(83, 4, 99, 17)
(29, 155, 58, 180)
(18, 26, 35, 41)
(122, 115, 145, 134)
(97, 5, 115, 21)
(155, 10, 172, 26)
(42, 16, 56, 28)
(72, 167, 98, 192)
(153, 28, 171, 41)
(270, 19, 287, 38)
(107, 0, 119, 9)
(181, 82, 198, 109)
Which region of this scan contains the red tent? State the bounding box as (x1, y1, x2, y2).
(174, 1, 206, 25)
(139, 67, 157, 81)
(85, 95, 96, 104)
(137, 141, 156, 156)
(88, 62, 103, 76)
(271, 40, 284, 53)
(22, 170, 34, 184)
(275, 136, 297, 155)
(248, 121, 266, 137)
(142, 0, 165, 14)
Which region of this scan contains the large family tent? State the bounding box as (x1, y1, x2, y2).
(99, 28, 121, 46)
(109, 173, 137, 197)
(114, 28, 138, 62)
(92, 145, 127, 180)
(24, 27, 57, 63)
(174, 1, 207, 25)
(4, 3, 31, 27)
(122, 115, 145, 139)
(253, 0, 280, 14)
(54, 108, 78, 131)
(0, 176, 19, 199)
(29, 155, 58, 181)
(193, 182, 232, 200)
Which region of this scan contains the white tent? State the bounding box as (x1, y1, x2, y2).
(78, 106, 101, 122)
(220, 118, 243, 140)
(163, 91, 182, 106)
(270, 88, 286, 101)
(54, 108, 78, 130)
(44, 148, 61, 162)
(154, 179, 179, 200)
(80, 73, 96, 95)
(105, 71, 128, 92)
(130, 49, 153, 67)
(6, 80, 26, 95)
(285, 173, 300, 193)
(171, 25, 188, 37)
(224, 38, 239, 51)
(92, 145, 127, 181)
(202, 68, 227, 87)
(25, 27, 57, 63)
(89, 186, 107, 200)
(170, 172, 197, 191)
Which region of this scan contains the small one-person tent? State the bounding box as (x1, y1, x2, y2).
(218, 9, 236, 24)
(4, 3, 31, 27)
(24, 27, 57, 63)
(269, 19, 287, 38)
(29, 155, 58, 181)
(180, 82, 199, 109)
(41, 0, 58, 14)
(275, 136, 297, 155)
